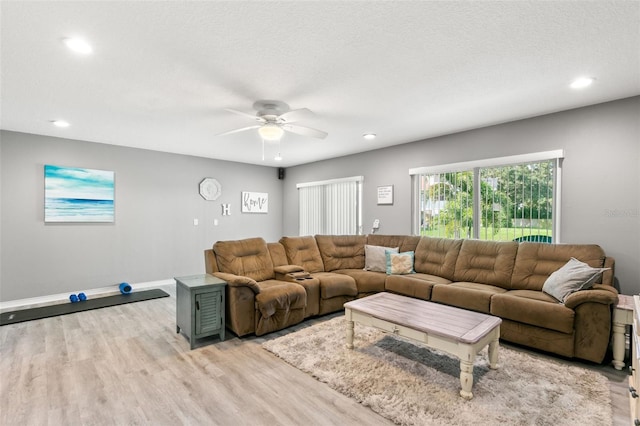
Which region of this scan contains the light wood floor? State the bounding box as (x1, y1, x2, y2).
(0, 284, 631, 425)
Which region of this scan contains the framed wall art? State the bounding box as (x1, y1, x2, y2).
(199, 177, 222, 200)
(45, 165, 115, 222)
(241, 191, 268, 213)
(377, 185, 394, 205)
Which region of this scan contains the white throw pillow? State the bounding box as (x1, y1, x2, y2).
(364, 245, 399, 272)
(542, 257, 609, 303)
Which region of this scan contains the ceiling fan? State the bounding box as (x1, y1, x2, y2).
(218, 100, 328, 141)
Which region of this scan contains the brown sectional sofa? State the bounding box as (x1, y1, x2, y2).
(204, 234, 617, 363)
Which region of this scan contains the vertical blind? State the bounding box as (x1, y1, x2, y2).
(297, 176, 363, 236)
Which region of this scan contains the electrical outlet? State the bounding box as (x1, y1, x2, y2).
(373, 219, 380, 229)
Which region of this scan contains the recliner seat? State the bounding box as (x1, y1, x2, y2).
(211, 237, 306, 336)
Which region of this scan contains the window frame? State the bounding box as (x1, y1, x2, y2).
(409, 150, 564, 241)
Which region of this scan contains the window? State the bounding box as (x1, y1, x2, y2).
(297, 176, 363, 236)
(410, 151, 563, 242)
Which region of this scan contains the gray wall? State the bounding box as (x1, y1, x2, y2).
(283, 96, 640, 295)
(2, 96, 638, 300)
(0, 131, 284, 301)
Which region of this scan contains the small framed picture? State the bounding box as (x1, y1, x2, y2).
(241, 191, 268, 213)
(377, 185, 393, 205)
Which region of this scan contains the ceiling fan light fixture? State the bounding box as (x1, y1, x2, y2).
(258, 124, 284, 141)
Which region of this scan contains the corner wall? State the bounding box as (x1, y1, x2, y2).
(0, 131, 284, 301)
(283, 96, 640, 294)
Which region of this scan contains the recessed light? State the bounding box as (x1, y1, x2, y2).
(63, 37, 92, 54)
(570, 77, 594, 89)
(363, 133, 376, 140)
(51, 120, 70, 128)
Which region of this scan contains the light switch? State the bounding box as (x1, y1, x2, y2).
(214, 219, 219, 226)
(193, 218, 199, 226)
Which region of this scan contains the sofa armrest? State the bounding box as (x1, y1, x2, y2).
(212, 272, 261, 294)
(563, 284, 618, 309)
(601, 257, 615, 286)
(274, 265, 305, 274)
(274, 265, 309, 282)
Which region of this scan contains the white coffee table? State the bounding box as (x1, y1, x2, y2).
(344, 292, 501, 399)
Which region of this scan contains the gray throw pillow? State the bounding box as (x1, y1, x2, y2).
(542, 257, 609, 303)
(364, 245, 398, 272)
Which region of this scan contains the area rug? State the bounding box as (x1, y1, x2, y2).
(262, 316, 612, 426)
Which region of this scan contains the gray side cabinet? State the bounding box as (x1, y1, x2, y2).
(175, 274, 226, 349)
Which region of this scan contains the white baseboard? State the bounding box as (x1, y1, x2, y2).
(0, 279, 175, 313)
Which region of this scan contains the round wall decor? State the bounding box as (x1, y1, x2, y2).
(199, 178, 222, 201)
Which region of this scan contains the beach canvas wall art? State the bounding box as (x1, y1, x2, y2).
(45, 165, 115, 222)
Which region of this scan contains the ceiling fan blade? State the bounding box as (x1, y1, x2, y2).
(224, 108, 265, 122)
(278, 108, 314, 123)
(282, 123, 328, 139)
(217, 125, 260, 136)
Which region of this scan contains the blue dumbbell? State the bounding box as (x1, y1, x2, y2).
(69, 294, 79, 303)
(78, 292, 87, 301)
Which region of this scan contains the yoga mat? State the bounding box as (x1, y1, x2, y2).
(0, 289, 170, 326)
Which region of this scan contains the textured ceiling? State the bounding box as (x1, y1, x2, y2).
(1, 1, 639, 167)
